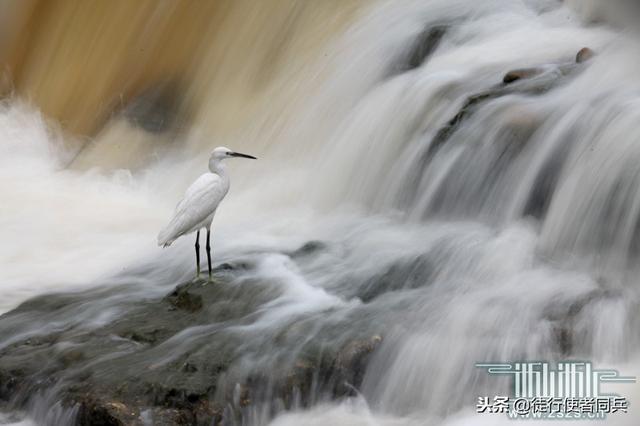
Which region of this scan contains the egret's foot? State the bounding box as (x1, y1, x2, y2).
(192, 275, 208, 285)
(202, 276, 215, 286)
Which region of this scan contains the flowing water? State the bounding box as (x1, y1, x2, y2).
(1, 0, 640, 424)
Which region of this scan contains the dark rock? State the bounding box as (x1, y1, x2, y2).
(122, 329, 161, 345)
(421, 49, 591, 165)
(543, 289, 607, 356)
(234, 333, 384, 414)
(10, 292, 84, 314)
(212, 261, 253, 273)
(503, 67, 545, 84)
(396, 50, 596, 214)
(121, 81, 181, 134)
(402, 25, 448, 71)
(164, 286, 203, 313)
(0, 370, 19, 402)
(331, 335, 383, 396)
(59, 349, 86, 368)
(75, 398, 127, 426)
(358, 255, 433, 302)
(503, 47, 595, 86)
(181, 362, 198, 373)
(576, 47, 595, 63)
(0, 273, 383, 425)
(522, 143, 569, 219)
(424, 91, 496, 160)
(289, 241, 327, 258)
(214, 262, 235, 271)
(281, 360, 316, 406)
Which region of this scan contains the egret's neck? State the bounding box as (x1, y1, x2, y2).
(208, 158, 227, 176)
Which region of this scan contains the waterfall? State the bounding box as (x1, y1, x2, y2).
(1, 1, 639, 425)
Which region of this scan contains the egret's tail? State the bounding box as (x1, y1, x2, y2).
(157, 227, 175, 248)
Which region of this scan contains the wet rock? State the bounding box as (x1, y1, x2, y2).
(401, 25, 448, 71)
(0, 273, 385, 425)
(143, 405, 221, 426)
(522, 152, 564, 219)
(553, 326, 573, 356)
(0, 370, 19, 402)
(422, 48, 594, 164)
(397, 50, 595, 213)
(0, 279, 238, 422)
(121, 81, 181, 134)
(503, 67, 546, 84)
(289, 240, 327, 258)
(358, 255, 433, 302)
(281, 360, 317, 407)
(120, 328, 166, 345)
(76, 398, 128, 426)
(502, 47, 595, 86)
(164, 286, 203, 313)
(424, 91, 496, 159)
(234, 334, 384, 414)
(213, 262, 235, 272)
(543, 289, 607, 356)
(212, 260, 253, 273)
(182, 362, 198, 374)
(12, 292, 84, 314)
(576, 47, 595, 63)
(58, 349, 86, 368)
(331, 335, 383, 396)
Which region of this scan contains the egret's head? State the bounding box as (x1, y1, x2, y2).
(209, 147, 257, 172)
(210, 146, 257, 161)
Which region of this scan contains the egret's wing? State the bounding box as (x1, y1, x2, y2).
(158, 173, 228, 246)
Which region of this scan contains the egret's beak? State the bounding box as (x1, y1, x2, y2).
(229, 151, 257, 159)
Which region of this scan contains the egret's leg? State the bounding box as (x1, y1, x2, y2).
(206, 229, 212, 280)
(195, 231, 201, 278)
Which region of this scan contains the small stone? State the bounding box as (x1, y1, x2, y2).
(503, 68, 545, 84)
(181, 363, 198, 373)
(576, 47, 595, 63)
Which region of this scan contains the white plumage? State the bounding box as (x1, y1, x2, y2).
(158, 172, 228, 247)
(158, 146, 256, 277)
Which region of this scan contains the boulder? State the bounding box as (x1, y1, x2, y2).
(0, 274, 383, 425)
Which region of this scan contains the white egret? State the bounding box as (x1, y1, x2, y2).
(158, 147, 257, 278)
